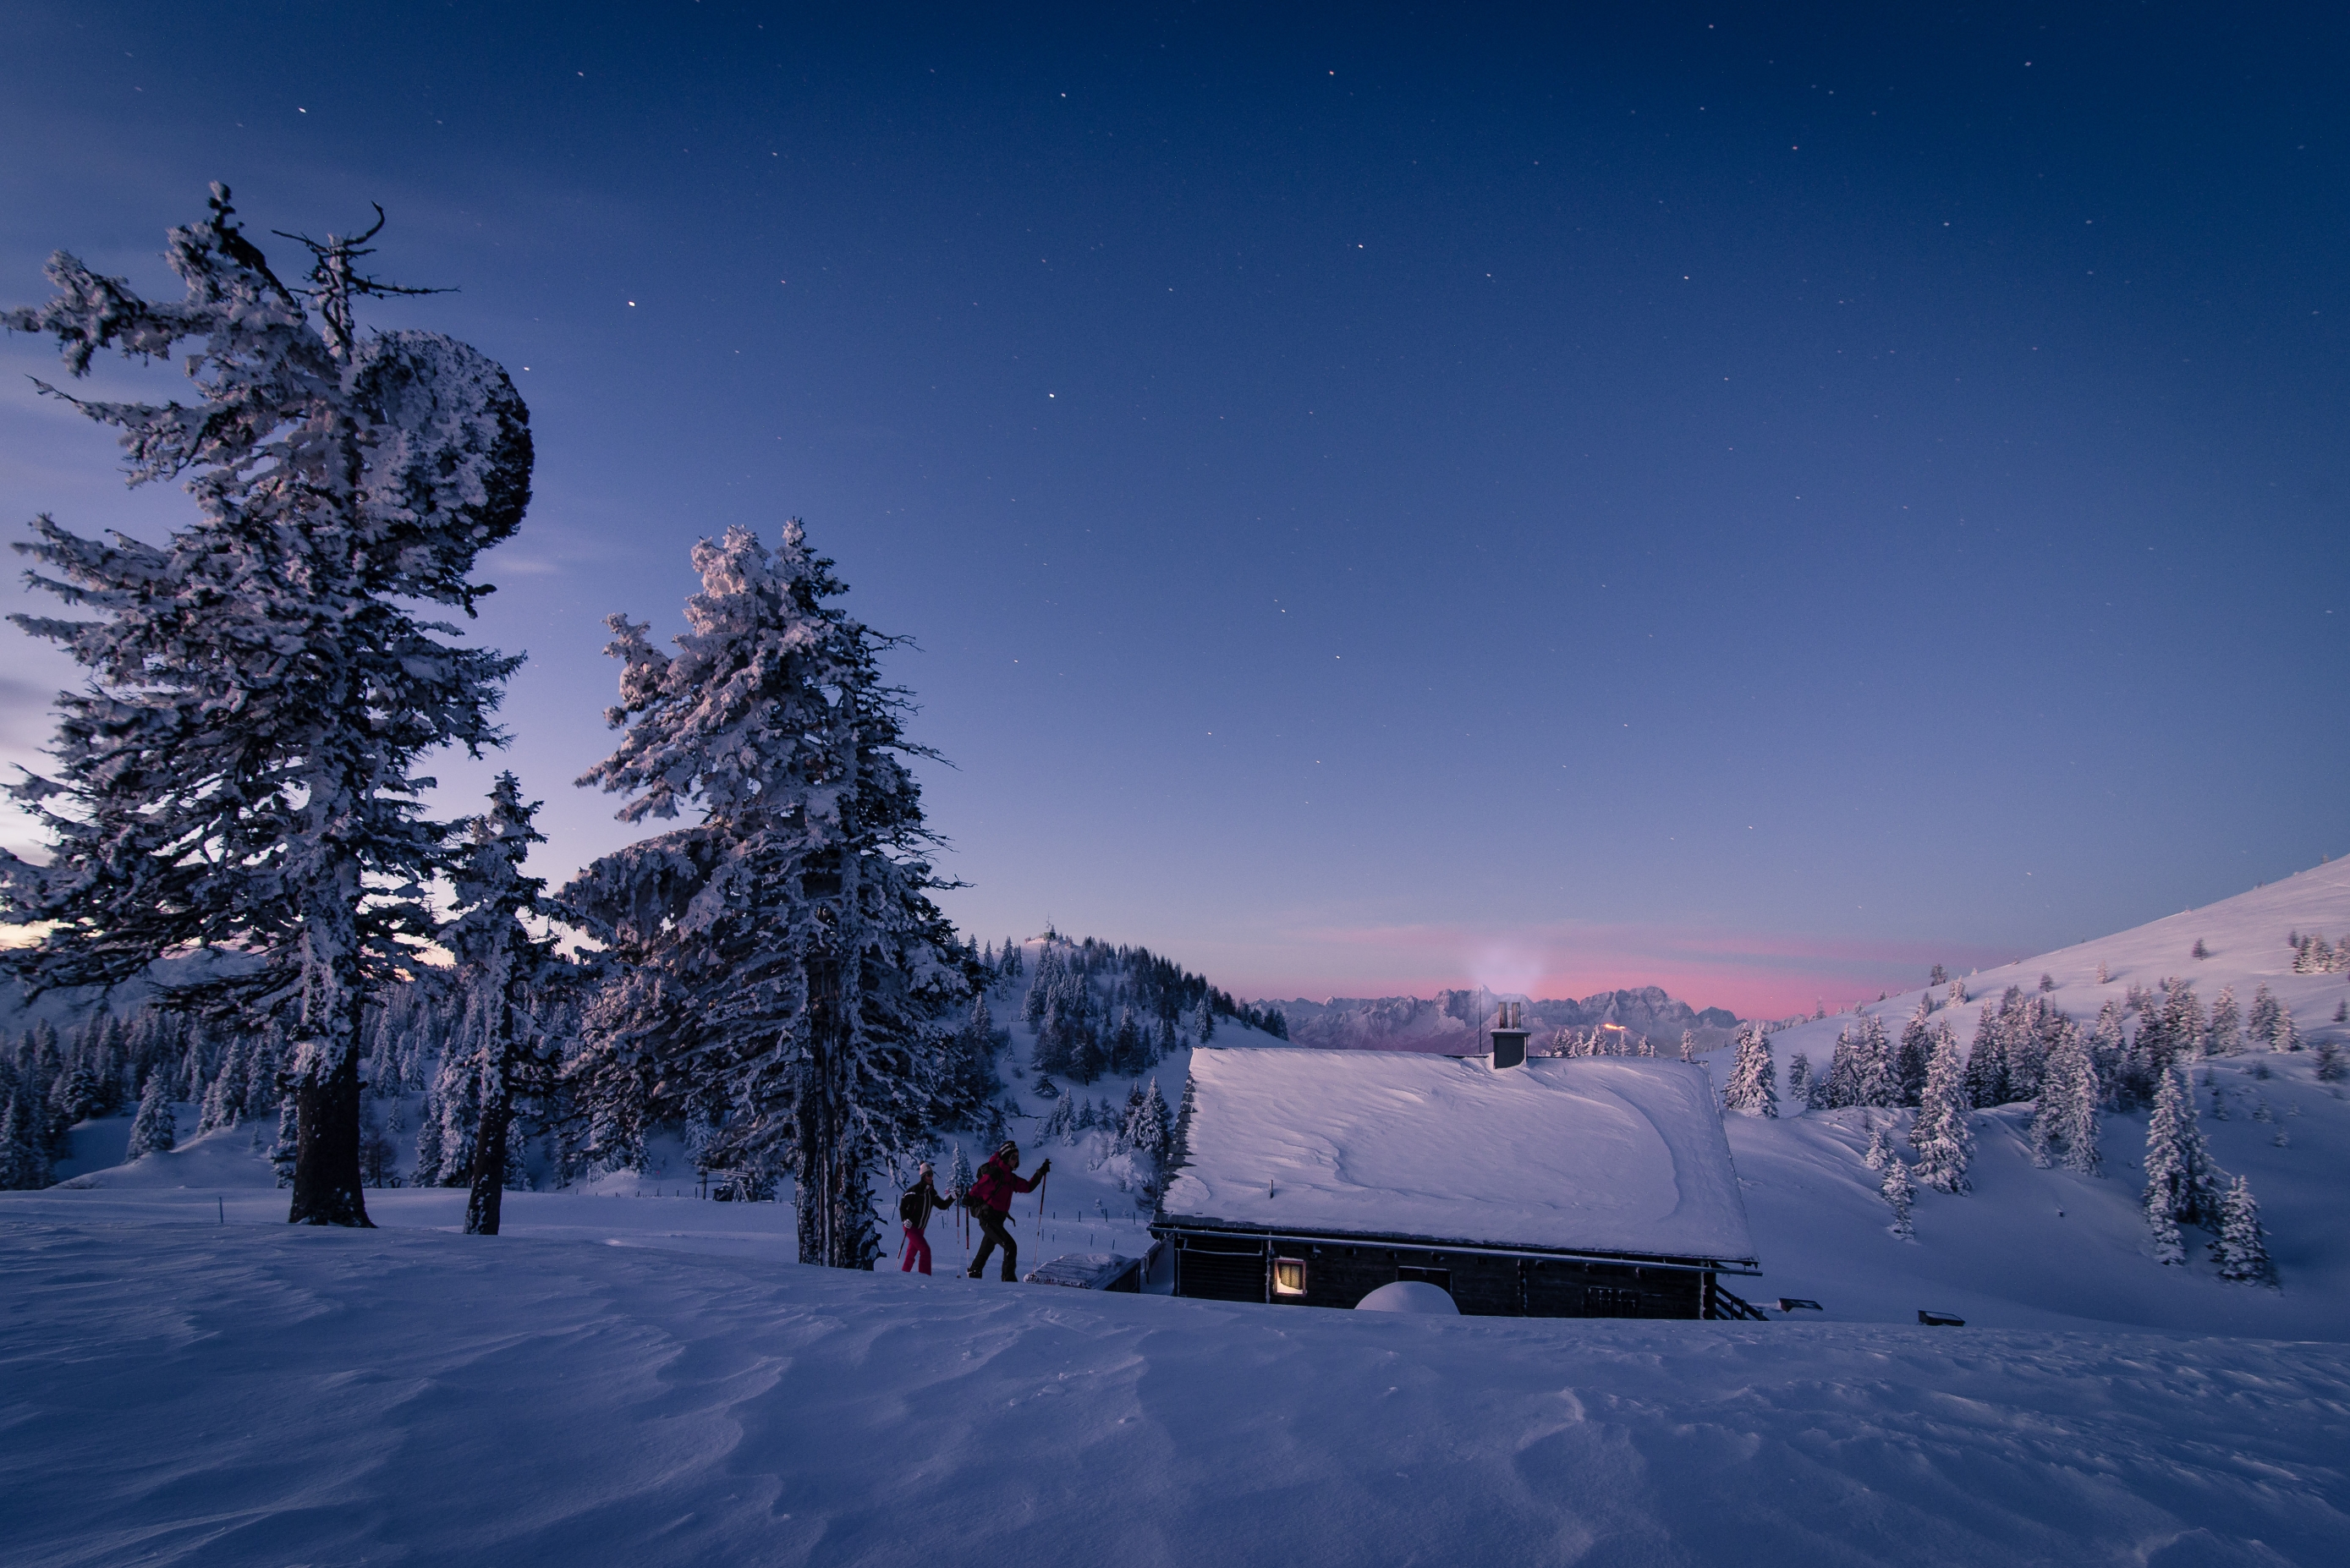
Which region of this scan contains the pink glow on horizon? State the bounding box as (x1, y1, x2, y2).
(1192, 917, 2022, 1020)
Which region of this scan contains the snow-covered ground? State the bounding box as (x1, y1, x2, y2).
(3, 1184, 2345, 1566)
(7, 889, 2350, 1564)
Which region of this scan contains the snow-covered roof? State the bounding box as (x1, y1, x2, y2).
(1161, 1049, 1756, 1264)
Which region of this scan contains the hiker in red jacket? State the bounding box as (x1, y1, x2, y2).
(964, 1140, 1049, 1281)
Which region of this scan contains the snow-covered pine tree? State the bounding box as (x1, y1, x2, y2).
(1785, 1051, 1811, 1105)
(1131, 1077, 1172, 1164)
(412, 1092, 446, 1187)
(1963, 1001, 2008, 1107)
(1863, 1121, 1892, 1171)
(947, 1141, 973, 1201)
(2211, 1176, 2273, 1286)
(1721, 1022, 1777, 1117)
(1896, 1003, 1933, 1106)
(1908, 1026, 1974, 1195)
(1852, 1011, 1895, 1108)
(0, 191, 530, 1227)
(2143, 1065, 2221, 1254)
(2161, 979, 2206, 1062)
(2247, 984, 2280, 1050)
(566, 521, 964, 1269)
(1, 1093, 53, 1189)
(440, 775, 568, 1235)
(125, 1069, 176, 1159)
(2269, 1004, 2298, 1054)
(196, 1039, 245, 1135)
(2317, 1039, 2345, 1083)
(1109, 1007, 1145, 1077)
(1070, 1022, 1107, 1084)
(1881, 1155, 1915, 1241)
(2207, 985, 2240, 1055)
(2029, 1018, 2101, 1176)
(1821, 1022, 1860, 1108)
(1678, 1028, 1697, 1062)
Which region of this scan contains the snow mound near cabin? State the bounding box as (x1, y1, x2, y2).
(0, 1209, 2341, 1567)
(1354, 1279, 1459, 1313)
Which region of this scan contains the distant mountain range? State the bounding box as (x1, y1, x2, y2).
(1259, 985, 1742, 1055)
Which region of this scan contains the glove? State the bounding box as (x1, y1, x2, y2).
(1038, 1159, 1051, 1175)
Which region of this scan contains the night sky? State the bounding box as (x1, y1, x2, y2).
(3, 4, 2344, 1016)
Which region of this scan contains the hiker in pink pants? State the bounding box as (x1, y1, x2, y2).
(898, 1161, 953, 1275)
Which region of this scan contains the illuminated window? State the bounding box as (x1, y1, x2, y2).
(1271, 1256, 1308, 1297)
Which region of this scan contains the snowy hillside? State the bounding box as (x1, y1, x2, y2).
(1699, 858, 2350, 1339)
(1271, 983, 1741, 1054)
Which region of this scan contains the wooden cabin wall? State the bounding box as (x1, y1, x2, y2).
(1165, 1231, 1709, 1319)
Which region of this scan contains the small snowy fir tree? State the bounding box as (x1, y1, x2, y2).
(441, 775, 568, 1236)
(1881, 1155, 1915, 1241)
(2211, 1176, 2273, 1286)
(0, 1093, 54, 1189)
(1679, 1029, 1697, 1063)
(2315, 1039, 2345, 1083)
(2247, 984, 2280, 1050)
(1908, 1028, 1974, 1194)
(1895, 1002, 1934, 1106)
(947, 1142, 973, 1202)
(2208, 985, 2240, 1055)
(2190, 937, 2208, 960)
(1863, 1121, 1893, 1172)
(2143, 1066, 2219, 1259)
(1721, 1022, 1777, 1117)
(2269, 1004, 2298, 1054)
(2029, 1020, 2102, 1176)
(1785, 1052, 1811, 1105)
(566, 521, 965, 1269)
(0, 191, 531, 1227)
(126, 1071, 176, 1160)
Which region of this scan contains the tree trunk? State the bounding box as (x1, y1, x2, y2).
(288, 1046, 371, 1226)
(464, 1088, 511, 1236)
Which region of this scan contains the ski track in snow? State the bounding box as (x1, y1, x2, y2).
(2, 1202, 2346, 1568)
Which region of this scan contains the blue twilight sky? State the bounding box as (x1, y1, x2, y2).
(1, 3, 2344, 1016)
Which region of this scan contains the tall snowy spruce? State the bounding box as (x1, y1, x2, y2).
(2143, 1065, 2220, 1263)
(125, 1071, 176, 1160)
(1721, 1022, 1777, 1117)
(566, 522, 968, 1269)
(2211, 1176, 2273, 1286)
(441, 775, 568, 1236)
(1881, 1154, 1916, 1241)
(0, 191, 530, 1225)
(1908, 1027, 1974, 1194)
(2029, 1018, 2103, 1176)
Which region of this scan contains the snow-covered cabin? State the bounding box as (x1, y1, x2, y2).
(1152, 1045, 1760, 1317)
